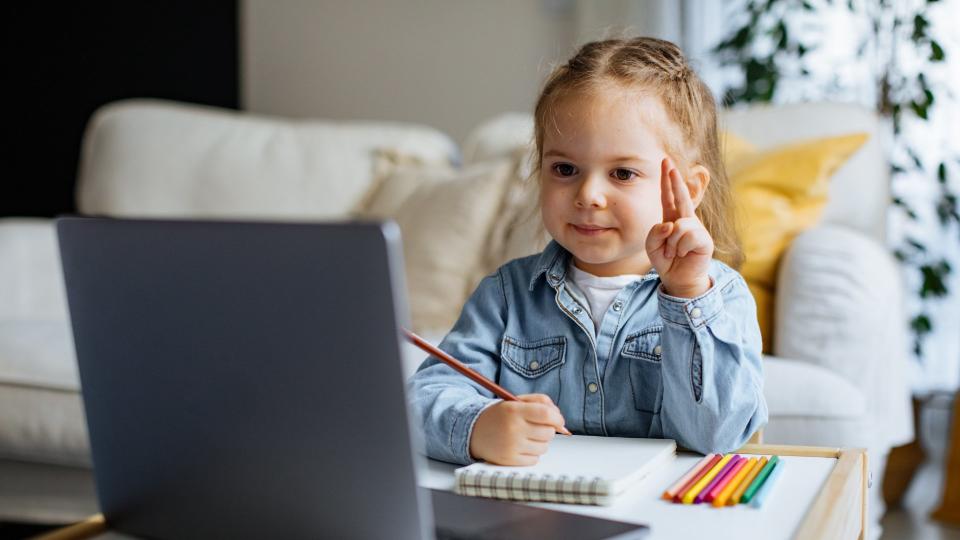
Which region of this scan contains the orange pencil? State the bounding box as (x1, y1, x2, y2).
(728, 456, 767, 505)
(663, 454, 716, 500)
(713, 457, 757, 507)
(403, 328, 572, 435)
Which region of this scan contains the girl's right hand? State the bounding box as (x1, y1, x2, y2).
(468, 394, 567, 466)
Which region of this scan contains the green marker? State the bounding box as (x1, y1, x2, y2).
(741, 455, 780, 504)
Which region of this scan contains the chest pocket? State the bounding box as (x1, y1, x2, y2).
(622, 325, 663, 413)
(499, 336, 566, 403)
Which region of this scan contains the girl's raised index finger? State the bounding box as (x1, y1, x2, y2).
(661, 158, 677, 222)
(670, 167, 697, 218)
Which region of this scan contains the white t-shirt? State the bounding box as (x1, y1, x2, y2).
(565, 261, 645, 332)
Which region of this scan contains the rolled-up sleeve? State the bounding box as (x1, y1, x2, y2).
(656, 271, 768, 454)
(406, 271, 507, 464)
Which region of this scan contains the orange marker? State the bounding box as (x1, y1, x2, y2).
(728, 456, 767, 505)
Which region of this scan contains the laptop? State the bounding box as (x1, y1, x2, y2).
(57, 217, 648, 540)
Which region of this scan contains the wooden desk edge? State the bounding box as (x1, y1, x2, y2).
(736, 444, 867, 540)
(34, 513, 106, 540)
(39, 445, 868, 540)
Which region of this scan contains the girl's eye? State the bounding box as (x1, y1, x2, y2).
(552, 163, 578, 177)
(612, 168, 636, 181)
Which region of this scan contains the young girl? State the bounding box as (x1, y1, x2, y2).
(408, 37, 767, 465)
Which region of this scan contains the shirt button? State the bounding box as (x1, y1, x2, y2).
(573, 306, 582, 314)
(550, 273, 561, 280)
(612, 301, 623, 312)
(654, 345, 662, 356)
(690, 307, 702, 319)
(588, 383, 598, 393)
(529, 360, 540, 370)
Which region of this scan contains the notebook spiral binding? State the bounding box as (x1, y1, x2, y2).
(454, 469, 607, 505)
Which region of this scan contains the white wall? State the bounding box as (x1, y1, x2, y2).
(242, 0, 576, 142)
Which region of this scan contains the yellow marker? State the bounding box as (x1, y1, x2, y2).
(728, 456, 767, 505)
(713, 457, 757, 507)
(682, 454, 732, 504)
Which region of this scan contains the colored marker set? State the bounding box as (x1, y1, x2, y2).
(662, 454, 783, 508)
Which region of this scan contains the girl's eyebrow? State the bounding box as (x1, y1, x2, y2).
(543, 149, 647, 163)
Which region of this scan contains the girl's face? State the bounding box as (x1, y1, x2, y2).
(540, 87, 681, 277)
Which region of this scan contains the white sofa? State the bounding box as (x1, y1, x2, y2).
(0, 99, 912, 536)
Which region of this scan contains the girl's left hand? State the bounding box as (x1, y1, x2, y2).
(645, 157, 714, 298)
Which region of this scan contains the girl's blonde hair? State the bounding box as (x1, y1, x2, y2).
(533, 37, 743, 269)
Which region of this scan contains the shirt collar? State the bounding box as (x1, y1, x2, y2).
(528, 240, 570, 291)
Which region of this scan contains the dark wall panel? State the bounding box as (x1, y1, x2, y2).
(2, 3, 238, 217)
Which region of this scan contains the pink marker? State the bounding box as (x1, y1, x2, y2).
(705, 455, 749, 504)
(694, 455, 742, 504)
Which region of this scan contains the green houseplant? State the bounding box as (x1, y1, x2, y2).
(713, 0, 959, 360)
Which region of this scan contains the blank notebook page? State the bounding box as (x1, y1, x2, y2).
(454, 436, 677, 505)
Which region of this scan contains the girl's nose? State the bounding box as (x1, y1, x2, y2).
(575, 173, 607, 209)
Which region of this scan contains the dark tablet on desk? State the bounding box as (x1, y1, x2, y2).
(431, 489, 648, 540)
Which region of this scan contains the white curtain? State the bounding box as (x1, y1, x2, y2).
(572, 0, 728, 94)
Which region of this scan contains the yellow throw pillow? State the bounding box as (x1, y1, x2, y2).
(723, 132, 869, 352)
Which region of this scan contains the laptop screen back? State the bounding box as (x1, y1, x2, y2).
(58, 218, 432, 539)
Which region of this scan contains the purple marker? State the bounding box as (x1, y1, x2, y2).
(694, 455, 742, 504)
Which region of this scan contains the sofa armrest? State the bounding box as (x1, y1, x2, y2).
(0, 218, 69, 322)
(774, 224, 913, 449)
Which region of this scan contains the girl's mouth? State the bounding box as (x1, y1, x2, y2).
(571, 224, 613, 236)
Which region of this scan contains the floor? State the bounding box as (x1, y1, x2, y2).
(881, 392, 960, 540)
(0, 522, 56, 540)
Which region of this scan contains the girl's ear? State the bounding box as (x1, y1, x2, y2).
(686, 165, 711, 208)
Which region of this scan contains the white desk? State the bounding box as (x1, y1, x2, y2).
(39, 444, 866, 540)
(420, 444, 866, 540)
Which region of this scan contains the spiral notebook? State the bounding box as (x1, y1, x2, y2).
(454, 436, 676, 506)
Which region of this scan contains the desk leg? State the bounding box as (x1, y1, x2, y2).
(932, 392, 960, 526)
(34, 514, 106, 540)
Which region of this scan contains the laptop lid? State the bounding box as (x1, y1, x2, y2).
(57, 217, 433, 539)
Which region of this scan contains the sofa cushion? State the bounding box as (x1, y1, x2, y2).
(482, 148, 550, 273)
(356, 157, 516, 332)
(763, 355, 866, 419)
(77, 99, 459, 220)
(0, 322, 78, 391)
(776, 225, 914, 449)
(461, 112, 534, 165)
(0, 383, 89, 468)
(0, 219, 70, 322)
(0, 460, 97, 523)
(0, 321, 88, 468)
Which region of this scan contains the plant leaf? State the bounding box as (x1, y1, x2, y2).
(919, 261, 950, 298)
(930, 40, 945, 61)
(912, 14, 929, 42)
(911, 313, 932, 334)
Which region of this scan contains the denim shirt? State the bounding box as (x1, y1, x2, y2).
(407, 240, 768, 464)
